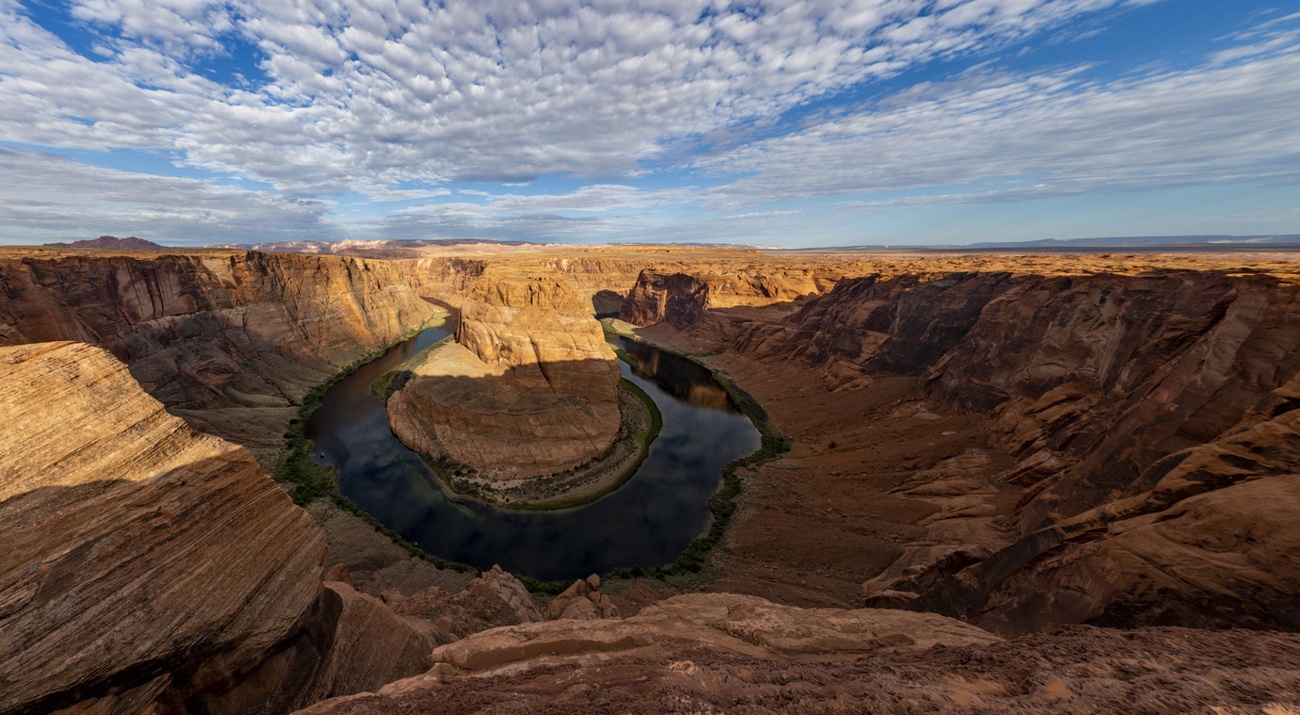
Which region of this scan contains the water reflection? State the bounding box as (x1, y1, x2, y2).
(617, 338, 734, 411)
(305, 329, 760, 581)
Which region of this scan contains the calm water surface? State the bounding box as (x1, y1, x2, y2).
(306, 329, 760, 581)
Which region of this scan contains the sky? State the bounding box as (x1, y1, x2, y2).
(0, 0, 1297, 247)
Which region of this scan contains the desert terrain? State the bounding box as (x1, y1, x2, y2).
(1, 241, 1299, 713)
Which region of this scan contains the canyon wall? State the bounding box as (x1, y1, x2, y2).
(618, 270, 711, 328)
(387, 265, 622, 478)
(711, 269, 1300, 632)
(0, 342, 447, 714)
(0, 250, 440, 465)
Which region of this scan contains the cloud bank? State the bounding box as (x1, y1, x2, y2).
(0, 1, 1296, 244)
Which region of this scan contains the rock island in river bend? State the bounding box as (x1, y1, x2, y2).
(385, 265, 645, 505)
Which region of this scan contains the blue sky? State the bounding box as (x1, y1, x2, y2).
(1, 0, 1297, 246)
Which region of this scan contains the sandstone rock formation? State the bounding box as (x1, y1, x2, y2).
(381, 565, 546, 640)
(0, 250, 441, 466)
(903, 372, 1300, 634)
(387, 265, 621, 478)
(544, 574, 621, 620)
(716, 269, 1300, 632)
(0, 341, 326, 713)
(0, 342, 448, 714)
(296, 620, 1300, 713)
(294, 592, 1004, 713)
(619, 270, 711, 328)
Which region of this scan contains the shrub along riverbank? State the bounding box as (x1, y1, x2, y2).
(520, 330, 790, 594)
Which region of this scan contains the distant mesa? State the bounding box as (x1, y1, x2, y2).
(967, 233, 1300, 248)
(42, 235, 167, 250)
(210, 238, 539, 257)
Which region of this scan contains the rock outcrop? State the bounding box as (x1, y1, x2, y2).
(294, 592, 1004, 713)
(296, 619, 1300, 714)
(903, 373, 1300, 634)
(0, 250, 441, 466)
(0, 342, 451, 714)
(720, 270, 1300, 632)
(387, 265, 621, 478)
(544, 574, 621, 620)
(0, 342, 328, 713)
(619, 270, 711, 328)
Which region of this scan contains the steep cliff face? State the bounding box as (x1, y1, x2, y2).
(0, 342, 449, 714)
(0, 250, 440, 464)
(932, 371, 1300, 634)
(0, 342, 327, 713)
(387, 266, 621, 479)
(461, 250, 842, 315)
(618, 270, 711, 328)
(722, 270, 1300, 631)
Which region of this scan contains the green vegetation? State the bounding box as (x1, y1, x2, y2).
(608, 366, 788, 580)
(274, 313, 786, 594)
(611, 345, 641, 371)
(370, 334, 452, 400)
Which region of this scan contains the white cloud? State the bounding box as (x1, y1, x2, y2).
(1, 0, 1145, 193)
(0, 147, 339, 244)
(699, 27, 1300, 208)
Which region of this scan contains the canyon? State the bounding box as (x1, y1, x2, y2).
(1, 243, 1299, 712)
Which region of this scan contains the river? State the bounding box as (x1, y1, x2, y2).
(305, 327, 760, 581)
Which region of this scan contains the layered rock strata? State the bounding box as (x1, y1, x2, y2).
(0, 342, 444, 714)
(0, 342, 326, 713)
(710, 270, 1300, 632)
(387, 266, 621, 479)
(298, 618, 1300, 714)
(619, 270, 711, 328)
(0, 250, 441, 466)
(295, 592, 1003, 714)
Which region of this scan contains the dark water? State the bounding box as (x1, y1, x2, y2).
(305, 329, 760, 581)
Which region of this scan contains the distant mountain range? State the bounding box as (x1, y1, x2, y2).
(211, 238, 537, 254)
(43, 235, 167, 250)
(968, 234, 1300, 248)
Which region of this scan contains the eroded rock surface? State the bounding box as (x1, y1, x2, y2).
(0, 342, 457, 714)
(294, 592, 1004, 713)
(544, 574, 621, 621)
(0, 342, 327, 713)
(713, 270, 1300, 632)
(387, 265, 621, 478)
(295, 620, 1300, 714)
(619, 270, 711, 328)
(0, 250, 441, 467)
